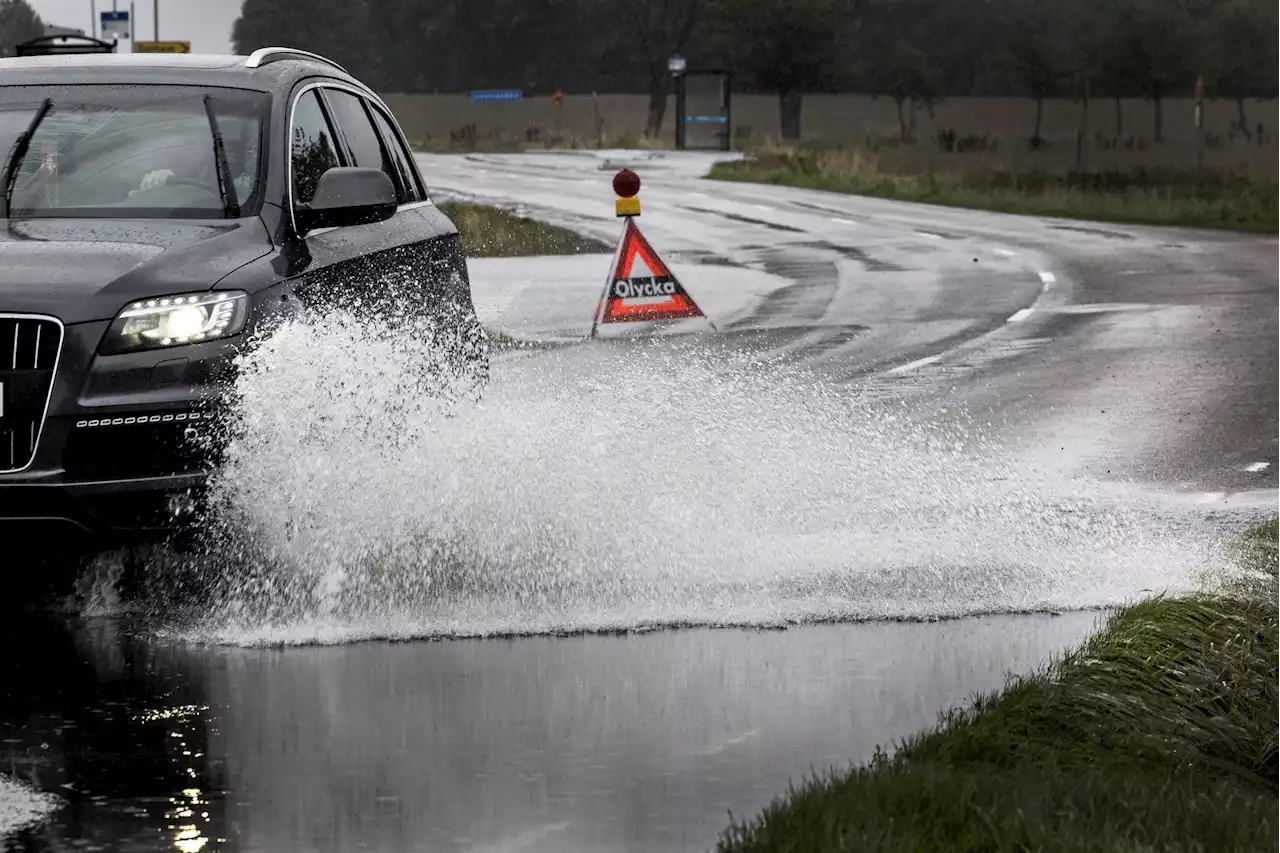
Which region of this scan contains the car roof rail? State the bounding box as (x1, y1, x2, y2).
(243, 47, 348, 74)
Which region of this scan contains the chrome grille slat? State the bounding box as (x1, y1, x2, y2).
(0, 314, 64, 474)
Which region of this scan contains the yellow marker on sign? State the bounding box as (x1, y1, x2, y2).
(615, 197, 640, 217)
(135, 41, 191, 53)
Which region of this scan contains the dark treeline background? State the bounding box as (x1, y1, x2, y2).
(180, 0, 1280, 141)
(0, 0, 46, 55)
(1, 0, 1275, 141)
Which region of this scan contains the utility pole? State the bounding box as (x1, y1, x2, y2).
(90, 0, 97, 38)
(154, 0, 159, 40)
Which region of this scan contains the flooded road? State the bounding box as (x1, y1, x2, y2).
(2, 152, 1274, 850)
(3, 611, 1100, 852)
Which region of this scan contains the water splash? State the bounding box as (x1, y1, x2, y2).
(0, 774, 59, 840)
(110, 312, 1224, 646)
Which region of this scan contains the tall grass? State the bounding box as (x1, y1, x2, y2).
(717, 517, 1279, 853)
(708, 145, 1279, 232)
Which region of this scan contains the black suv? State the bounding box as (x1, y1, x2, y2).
(0, 48, 487, 551)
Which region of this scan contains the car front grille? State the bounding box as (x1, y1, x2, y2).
(0, 315, 63, 473)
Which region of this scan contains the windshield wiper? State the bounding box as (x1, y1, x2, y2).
(1, 98, 54, 219)
(203, 95, 240, 219)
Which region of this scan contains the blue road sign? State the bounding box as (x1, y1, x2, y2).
(685, 115, 728, 124)
(471, 90, 524, 103)
(100, 10, 130, 39)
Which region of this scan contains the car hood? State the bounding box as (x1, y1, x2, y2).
(0, 217, 272, 324)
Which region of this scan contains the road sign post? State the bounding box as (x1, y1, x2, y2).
(669, 55, 687, 150)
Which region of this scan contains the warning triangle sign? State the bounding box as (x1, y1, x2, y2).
(593, 219, 707, 331)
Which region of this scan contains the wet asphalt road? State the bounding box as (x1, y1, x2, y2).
(434, 150, 1277, 499)
(3, 151, 1276, 850)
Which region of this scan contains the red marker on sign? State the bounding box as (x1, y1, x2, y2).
(613, 168, 640, 198)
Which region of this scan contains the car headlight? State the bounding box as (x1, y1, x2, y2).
(100, 291, 250, 355)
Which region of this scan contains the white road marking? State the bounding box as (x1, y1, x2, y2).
(885, 354, 943, 375)
(1197, 492, 1227, 503)
(1046, 302, 1157, 315)
(1245, 461, 1271, 473)
(688, 191, 709, 199)
(695, 728, 761, 757)
(752, 204, 774, 211)
(468, 821, 573, 853)
(1007, 308, 1035, 323)
(916, 230, 944, 239)
(1038, 271, 1057, 289)
(993, 248, 1017, 257)
(830, 217, 856, 225)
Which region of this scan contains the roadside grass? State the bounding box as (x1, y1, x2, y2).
(439, 201, 609, 258)
(717, 517, 1279, 853)
(707, 146, 1279, 233)
(414, 130, 674, 154)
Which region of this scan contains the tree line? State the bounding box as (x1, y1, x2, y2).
(232, 0, 1276, 142)
(0, 0, 46, 57)
(4, 0, 1273, 143)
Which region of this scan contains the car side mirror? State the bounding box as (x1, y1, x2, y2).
(295, 167, 397, 236)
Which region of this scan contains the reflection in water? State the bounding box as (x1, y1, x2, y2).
(145, 705, 214, 853)
(0, 615, 225, 853)
(4, 611, 1102, 852)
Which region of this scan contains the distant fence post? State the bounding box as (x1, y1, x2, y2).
(1076, 75, 1090, 172)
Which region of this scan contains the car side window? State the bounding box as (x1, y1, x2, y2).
(291, 89, 339, 205)
(324, 90, 391, 183)
(370, 108, 423, 204)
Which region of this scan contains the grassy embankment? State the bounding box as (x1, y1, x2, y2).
(440, 201, 608, 258)
(438, 201, 608, 349)
(414, 129, 673, 154)
(707, 146, 1279, 233)
(718, 517, 1279, 853)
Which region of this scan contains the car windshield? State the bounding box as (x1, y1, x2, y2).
(0, 85, 268, 220)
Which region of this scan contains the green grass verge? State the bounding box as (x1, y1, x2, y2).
(707, 149, 1279, 233)
(413, 131, 673, 155)
(439, 201, 609, 258)
(717, 517, 1279, 853)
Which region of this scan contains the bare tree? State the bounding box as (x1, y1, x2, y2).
(1210, 0, 1279, 141)
(717, 0, 856, 141)
(619, 0, 702, 137)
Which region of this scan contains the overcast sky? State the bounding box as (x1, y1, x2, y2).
(29, 0, 240, 54)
